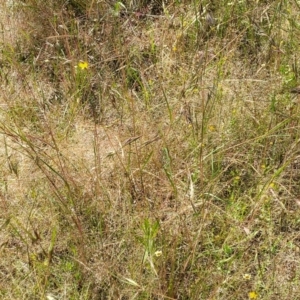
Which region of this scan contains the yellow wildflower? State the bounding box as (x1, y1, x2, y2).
(243, 273, 251, 280)
(208, 125, 216, 132)
(154, 250, 162, 257)
(78, 61, 89, 70)
(269, 182, 276, 189)
(249, 291, 258, 299)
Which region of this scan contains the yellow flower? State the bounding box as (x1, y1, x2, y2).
(208, 125, 216, 132)
(249, 291, 258, 299)
(78, 61, 89, 70)
(243, 273, 251, 280)
(269, 182, 276, 189)
(154, 250, 162, 257)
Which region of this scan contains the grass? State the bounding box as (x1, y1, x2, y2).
(1, 0, 300, 299)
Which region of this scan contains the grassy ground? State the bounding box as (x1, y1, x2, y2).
(1, 0, 300, 299)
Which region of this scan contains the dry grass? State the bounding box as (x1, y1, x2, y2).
(1, 0, 300, 299)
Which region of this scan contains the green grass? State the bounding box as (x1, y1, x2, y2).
(1, 0, 300, 299)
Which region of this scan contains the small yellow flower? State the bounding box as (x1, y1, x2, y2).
(269, 182, 276, 189)
(249, 291, 258, 299)
(243, 273, 251, 280)
(154, 250, 162, 257)
(78, 61, 89, 70)
(208, 125, 216, 132)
